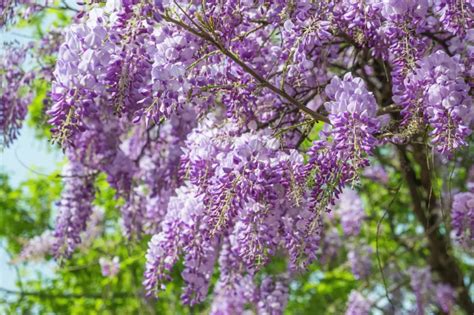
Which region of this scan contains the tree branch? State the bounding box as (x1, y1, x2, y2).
(162, 13, 331, 124)
(0, 287, 133, 299)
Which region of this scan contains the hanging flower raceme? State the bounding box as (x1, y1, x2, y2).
(143, 183, 217, 305)
(451, 191, 474, 246)
(335, 189, 366, 236)
(408, 267, 433, 315)
(345, 290, 371, 315)
(15, 231, 55, 263)
(324, 73, 380, 159)
(434, 0, 473, 38)
(53, 161, 96, 259)
(122, 108, 198, 236)
(99, 256, 120, 277)
(380, 0, 430, 85)
(48, 1, 158, 142)
(0, 44, 33, 147)
(332, 0, 383, 49)
(304, 73, 379, 221)
(347, 245, 372, 280)
(396, 50, 473, 154)
(256, 276, 290, 315)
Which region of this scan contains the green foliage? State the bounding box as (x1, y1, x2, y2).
(0, 172, 60, 253)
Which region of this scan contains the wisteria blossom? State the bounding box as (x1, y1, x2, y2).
(335, 189, 366, 236)
(451, 191, 474, 246)
(345, 290, 370, 315)
(99, 256, 120, 277)
(1, 0, 473, 313)
(0, 44, 33, 147)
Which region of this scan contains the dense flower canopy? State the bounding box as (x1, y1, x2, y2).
(1, 0, 473, 314)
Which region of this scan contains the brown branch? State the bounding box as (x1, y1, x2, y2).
(162, 13, 331, 124)
(376, 104, 402, 116)
(0, 287, 133, 299)
(376, 182, 403, 312)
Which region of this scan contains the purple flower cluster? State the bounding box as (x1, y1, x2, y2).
(144, 27, 199, 123)
(99, 256, 120, 277)
(408, 267, 433, 315)
(0, 0, 48, 26)
(347, 245, 372, 280)
(381, 0, 430, 85)
(333, 0, 383, 48)
(143, 183, 217, 305)
(15, 231, 55, 263)
(302, 74, 379, 226)
(451, 191, 474, 246)
(257, 276, 289, 315)
(362, 164, 389, 184)
(53, 161, 96, 259)
(345, 290, 371, 315)
(6, 0, 469, 312)
(209, 241, 256, 314)
(325, 73, 380, 165)
(408, 267, 457, 314)
(435, 284, 456, 313)
(396, 50, 473, 154)
(336, 189, 366, 236)
(0, 44, 33, 147)
(48, 3, 158, 141)
(434, 0, 473, 37)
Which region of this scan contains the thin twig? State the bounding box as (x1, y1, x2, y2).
(376, 182, 402, 311)
(0, 287, 132, 299)
(162, 13, 330, 124)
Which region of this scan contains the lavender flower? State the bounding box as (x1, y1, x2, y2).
(0, 44, 33, 147)
(144, 183, 217, 303)
(435, 284, 456, 313)
(210, 241, 256, 315)
(395, 50, 473, 154)
(99, 256, 120, 277)
(451, 191, 474, 246)
(408, 267, 433, 315)
(336, 189, 366, 236)
(53, 161, 96, 259)
(257, 276, 289, 315)
(345, 290, 371, 315)
(363, 164, 389, 184)
(434, 0, 473, 37)
(347, 245, 372, 280)
(325, 73, 380, 168)
(15, 231, 55, 263)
